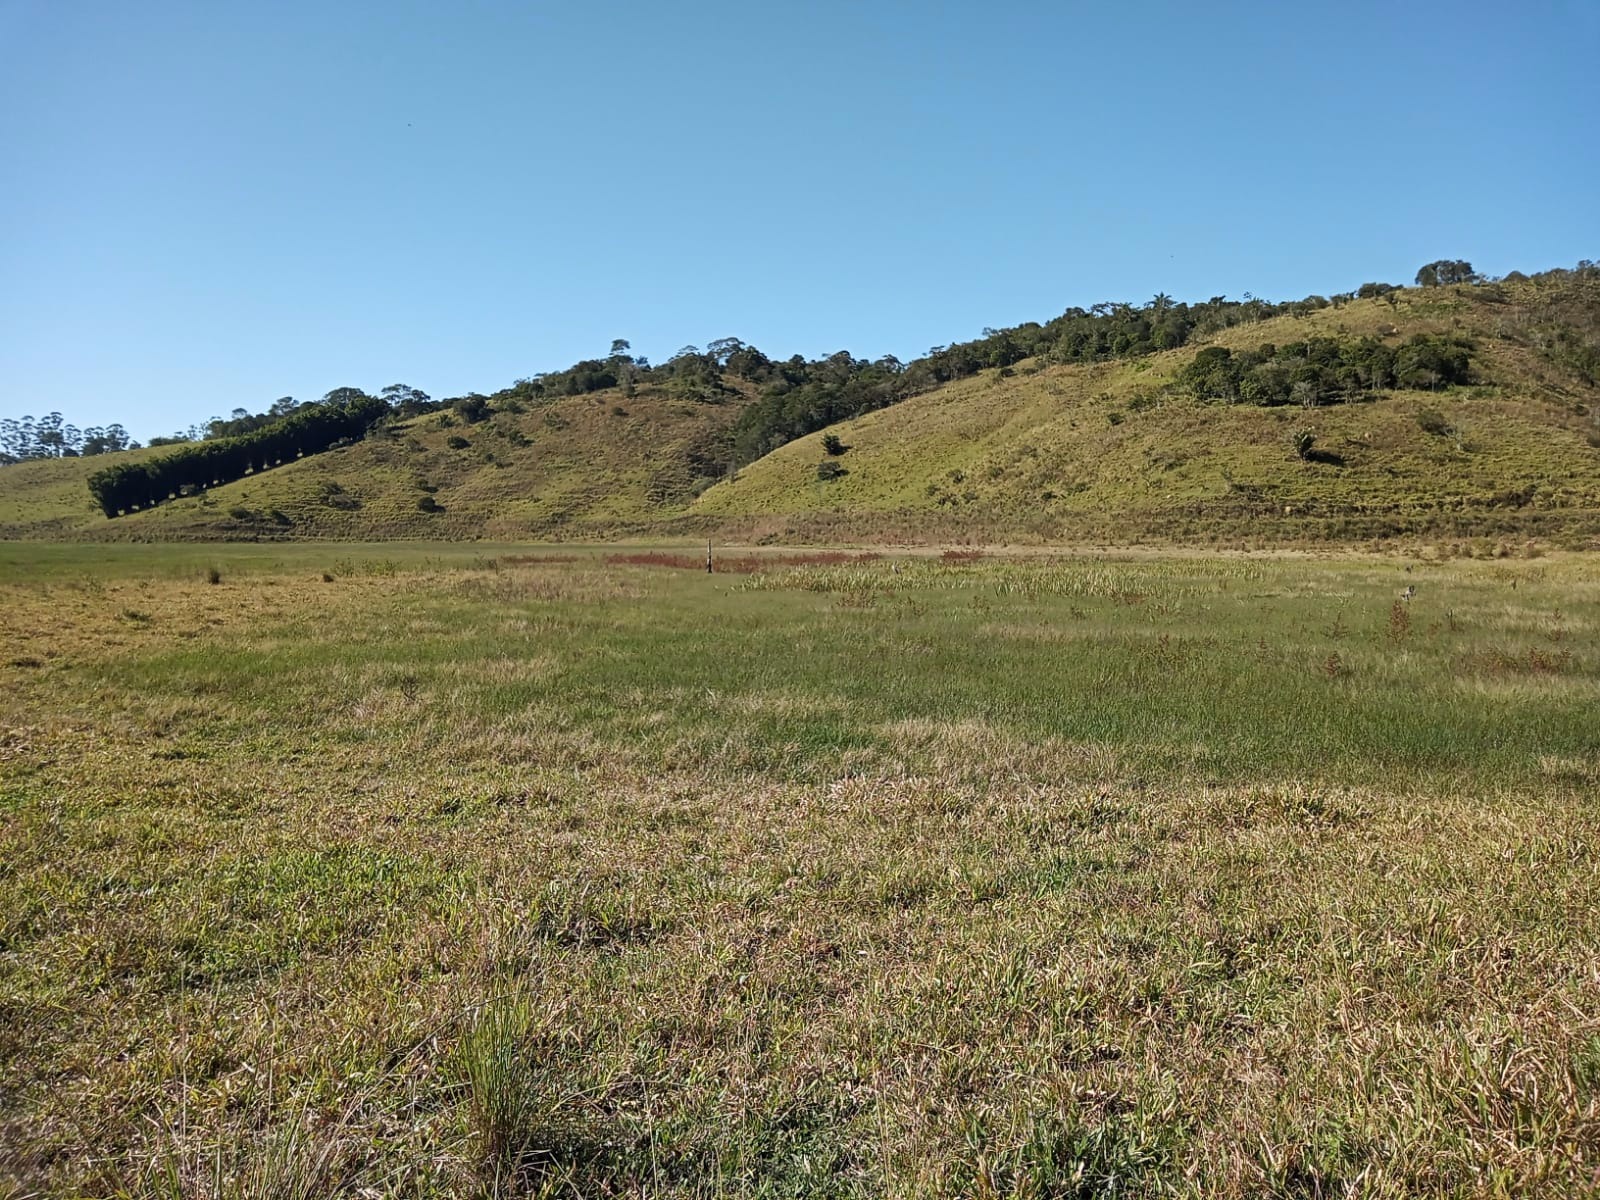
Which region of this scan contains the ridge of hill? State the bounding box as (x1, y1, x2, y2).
(2, 271, 1597, 547)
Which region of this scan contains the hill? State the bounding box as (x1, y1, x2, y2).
(3, 269, 1597, 547)
(0, 381, 751, 542)
(697, 277, 1600, 546)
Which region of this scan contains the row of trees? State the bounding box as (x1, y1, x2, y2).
(1, 414, 137, 463)
(1178, 334, 1475, 406)
(87, 391, 389, 517)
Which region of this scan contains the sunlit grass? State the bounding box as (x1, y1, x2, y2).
(2, 545, 1598, 1195)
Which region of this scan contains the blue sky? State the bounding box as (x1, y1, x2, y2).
(2, 0, 1595, 440)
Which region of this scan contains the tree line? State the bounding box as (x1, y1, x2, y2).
(87, 391, 389, 517)
(1177, 334, 1476, 406)
(1, 414, 136, 463)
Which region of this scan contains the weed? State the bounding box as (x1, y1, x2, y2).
(1388, 599, 1411, 642)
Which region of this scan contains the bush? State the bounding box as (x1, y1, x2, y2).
(204, 565, 222, 585)
(418, 495, 443, 513)
(816, 460, 848, 481)
(447, 435, 470, 450)
(454, 395, 491, 424)
(1291, 429, 1317, 460)
(821, 433, 848, 456)
(1416, 408, 1454, 437)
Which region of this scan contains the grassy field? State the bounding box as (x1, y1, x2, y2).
(3, 543, 1599, 1197)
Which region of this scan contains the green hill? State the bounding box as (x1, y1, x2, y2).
(0, 382, 751, 542)
(696, 279, 1600, 546)
(3, 271, 1597, 547)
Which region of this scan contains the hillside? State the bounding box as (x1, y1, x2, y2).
(0, 382, 752, 541)
(3, 272, 1598, 546)
(697, 279, 1600, 546)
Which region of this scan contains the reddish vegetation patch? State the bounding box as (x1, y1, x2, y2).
(603, 551, 882, 574)
(1464, 646, 1575, 675)
(941, 548, 986, 563)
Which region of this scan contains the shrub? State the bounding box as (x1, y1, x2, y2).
(454, 395, 491, 424)
(816, 460, 848, 481)
(204, 565, 222, 585)
(418, 495, 443, 513)
(1291, 429, 1317, 460)
(447, 435, 471, 450)
(1416, 408, 1454, 437)
(821, 433, 849, 456)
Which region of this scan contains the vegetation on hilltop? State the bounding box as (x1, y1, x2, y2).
(1177, 333, 1476, 406)
(0, 414, 137, 462)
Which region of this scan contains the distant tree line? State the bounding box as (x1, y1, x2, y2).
(1, 414, 137, 463)
(1177, 334, 1476, 406)
(87, 391, 389, 517)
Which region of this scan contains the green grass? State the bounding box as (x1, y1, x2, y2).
(3, 544, 1600, 1196)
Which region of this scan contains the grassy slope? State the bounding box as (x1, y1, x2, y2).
(0, 383, 749, 542)
(3, 279, 1596, 545)
(694, 282, 1600, 545)
(0, 443, 178, 539)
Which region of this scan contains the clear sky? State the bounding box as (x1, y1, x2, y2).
(2, 0, 1596, 441)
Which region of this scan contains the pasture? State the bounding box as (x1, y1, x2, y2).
(2, 544, 1598, 1197)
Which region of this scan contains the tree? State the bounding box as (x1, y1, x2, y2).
(706, 337, 745, 365)
(1416, 259, 1482, 287)
(34, 412, 66, 456)
(453, 394, 491, 424)
(381, 384, 432, 415)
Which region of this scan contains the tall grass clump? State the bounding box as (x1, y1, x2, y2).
(455, 994, 570, 1184)
(122, 1099, 349, 1200)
